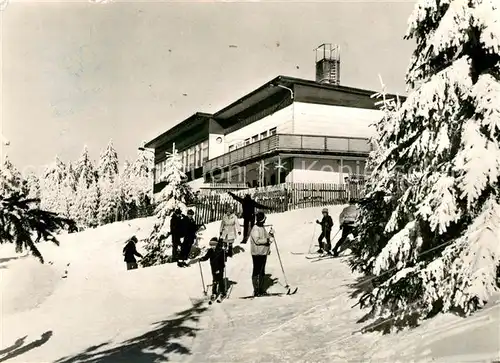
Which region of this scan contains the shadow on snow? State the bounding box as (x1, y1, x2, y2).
(0, 331, 53, 362)
(55, 302, 208, 363)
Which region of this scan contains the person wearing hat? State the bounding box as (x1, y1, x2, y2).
(248, 211, 273, 296)
(332, 199, 360, 257)
(178, 209, 204, 267)
(197, 237, 228, 299)
(316, 208, 334, 254)
(123, 236, 143, 270)
(168, 208, 184, 262)
(219, 205, 242, 258)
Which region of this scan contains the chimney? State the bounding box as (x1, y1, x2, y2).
(314, 44, 340, 85)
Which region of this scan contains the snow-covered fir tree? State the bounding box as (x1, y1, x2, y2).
(98, 140, 119, 183)
(40, 156, 67, 216)
(351, 0, 500, 327)
(141, 147, 195, 267)
(75, 145, 97, 187)
(130, 148, 154, 217)
(97, 140, 120, 225)
(98, 179, 119, 225)
(118, 160, 137, 220)
(0, 155, 23, 197)
(61, 162, 77, 219)
(23, 172, 41, 207)
(74, 174, 100, 228)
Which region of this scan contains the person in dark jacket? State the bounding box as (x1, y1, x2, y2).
(227, 192, 272, 244)
(178, 209, 204, 267)
(199, 237, 228, 299)
(123, 236, 143, 270)
(316, 208, 334, 254)
(168, 208, 184, 262)
(332, 200, 360, 257)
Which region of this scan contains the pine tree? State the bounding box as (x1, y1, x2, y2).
(24, 172, 41, 201)
(40, 156, 67, 216)
(0, 155, 23, 197)
(97, 140, 120, 225)
(75, 145, 97, 187)
(130, 148, 154, 217)
(61, 162, 77, 219)
(98, 180, 119, 225)
(74, 174, 99, 228)
(118, 160, 137, 220)
(0, 192, 76, 263)
(98, 140, 119, 183)
(141, 148, 195, 267)
(351, 0, 500, 327)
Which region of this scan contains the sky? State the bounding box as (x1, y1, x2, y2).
(1, 0, 415, 175)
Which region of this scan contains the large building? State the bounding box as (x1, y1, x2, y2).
(144, 44, 402, 194)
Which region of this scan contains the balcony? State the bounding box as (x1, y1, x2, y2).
(203, 133, 372, 172)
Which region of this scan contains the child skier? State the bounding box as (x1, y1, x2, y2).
(199, 237, 228, 300)
(219, 205, 241, 257)
(316, 208, 334, 254)
(123, 236, 143, 270)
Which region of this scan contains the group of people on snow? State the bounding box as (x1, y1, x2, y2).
(316, 199, 359, 256)
(123, 190, 360, 299)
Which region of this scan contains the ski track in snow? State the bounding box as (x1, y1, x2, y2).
(0, 206, 499, 363)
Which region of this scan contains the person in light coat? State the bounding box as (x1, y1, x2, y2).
(332, 199, 360, 256)
(219, 205, 241, 257)
(249, 211, 273, 297)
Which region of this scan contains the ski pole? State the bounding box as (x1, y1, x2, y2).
(198, 261, 207, 296)
(272, 234, 290, 288)
(307, 223, 317, 254)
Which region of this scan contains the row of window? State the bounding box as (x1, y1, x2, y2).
(155, 140, 209, 182)
(228, 127, 277, 152)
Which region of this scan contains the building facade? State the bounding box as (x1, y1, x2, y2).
(145, 75, 401, 194)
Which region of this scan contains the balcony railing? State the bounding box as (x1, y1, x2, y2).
(203, 133, 372, 172)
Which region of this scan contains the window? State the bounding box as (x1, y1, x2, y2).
(270, 127, 277, 135)
(155, 163, 161, 182)
(260, 131, 268, 139)
(182, 151, 186, 171)
(202, 141, 209, 162)
(245, 138, 250, 146)
(228, 145, 235, 152)
(252, 134, 259, 143)
(195, 145, 201, 168)
(188, 149, 195, 170)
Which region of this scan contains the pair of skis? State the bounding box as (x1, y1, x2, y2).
(239, 287, 298, 300)
(291, 251, 339, 262)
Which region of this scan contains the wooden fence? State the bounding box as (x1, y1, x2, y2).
(193, 182, 365, 225)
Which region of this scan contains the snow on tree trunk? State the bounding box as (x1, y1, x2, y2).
(350, 0, 500, 328)
(141, 148, 195, 267)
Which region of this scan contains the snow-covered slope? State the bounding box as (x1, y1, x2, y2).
(1, 206, 499, 362)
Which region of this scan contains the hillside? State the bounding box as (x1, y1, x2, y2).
(0, 206, 499, 362)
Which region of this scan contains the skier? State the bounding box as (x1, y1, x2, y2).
(168, 208, 184, 262)
(249, 211, 273, 296)
(227, 192, 273, 243)
(316, 208, 334, 254)
(178, 209, 204, 267)
(219, 205, 242, 258)
(198, 237, 228, 300)
(123, 236, 143, 270)
(332, 200, 360, 257)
